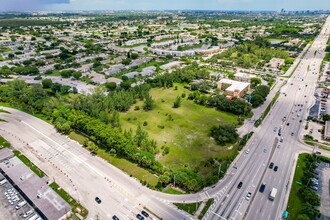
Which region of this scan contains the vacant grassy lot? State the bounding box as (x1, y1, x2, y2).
(286, 153, 308, 220)
(121, 84, 238, 171)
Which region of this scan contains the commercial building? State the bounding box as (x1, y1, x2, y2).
(235, 72, 255, 82)
(0, 148, 71, 220)
(217, 79, 250, 98)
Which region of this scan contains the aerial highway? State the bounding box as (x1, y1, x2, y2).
(0, 16, 329, 220)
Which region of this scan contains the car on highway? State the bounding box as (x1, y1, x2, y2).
(141, 210, 149, 217)
(269, 162, 274, 169)
(259, 183, 266, 193)
(136, 214, 144, 220)
(237, 182, 243, 189)
(112, 215, 120, 220)
(274, 166, 278, 172)
(95, 197, 102, 204)
(245, 192, 252, 201)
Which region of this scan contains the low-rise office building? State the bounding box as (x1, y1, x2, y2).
(0, 148, 71, 220)
(217, 79, 250, 98)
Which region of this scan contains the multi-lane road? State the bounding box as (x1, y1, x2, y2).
(205, 15, 330, 220)
(0, 16, 330, 220)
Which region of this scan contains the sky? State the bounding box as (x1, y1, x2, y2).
(0, 0, 330, 12)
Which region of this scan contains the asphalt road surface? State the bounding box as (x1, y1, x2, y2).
(205, 15, 330, 220)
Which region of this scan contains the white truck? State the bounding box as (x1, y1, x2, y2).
(269, 188, 277, 201)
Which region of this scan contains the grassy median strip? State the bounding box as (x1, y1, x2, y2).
(50, 182, 88, 218)
(174, 202, 201, 216)
(0, 109, 10, 113)
(13, 150, 45, 178)
(255, 92, 280, 127)
(0, 136, 10, 148)
(198, 198, 214, 219)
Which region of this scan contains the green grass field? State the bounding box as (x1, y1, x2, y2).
(121, 84, 238, 171)
(286, 153, 308, 220)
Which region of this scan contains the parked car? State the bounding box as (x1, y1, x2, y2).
(269, 162, 274, 169)
(136, 214, 144, 220)
(141, 210, 149, 217)
(112, 215, 120, 220)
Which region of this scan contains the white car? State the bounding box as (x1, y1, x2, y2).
(245, 149, 250, 154)
(246, 192, 252, 201)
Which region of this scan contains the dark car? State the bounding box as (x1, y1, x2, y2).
(269, 162, 274, 169)
(112, 215, 120, 220)
(259, 183, 266, 193)
(141, 211, 149, 217)
(274, 166, 278, 172)
(136, 214, 144, 220)
(287, 123, 290, 126)
(95, 197, 101, 204)
(237, 181, 243, 189)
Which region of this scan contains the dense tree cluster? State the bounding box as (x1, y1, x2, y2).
(208, 95, 252, 116)
(147, 62, 209, 87)
(210, 125, 239, 145)
(250, 85, 270, 108)
(295, 154, 321, 220)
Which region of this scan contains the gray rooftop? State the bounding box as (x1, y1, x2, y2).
(0, 149, 71, 220)
(0, 148, 13, 162)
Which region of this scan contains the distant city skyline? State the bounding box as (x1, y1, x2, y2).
(0, 0, 330, 12)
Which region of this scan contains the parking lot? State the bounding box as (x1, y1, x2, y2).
(315, 162, 330, 219)
(0, 174, 40, 220)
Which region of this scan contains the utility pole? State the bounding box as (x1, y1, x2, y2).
(217, 163, 222, 178)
